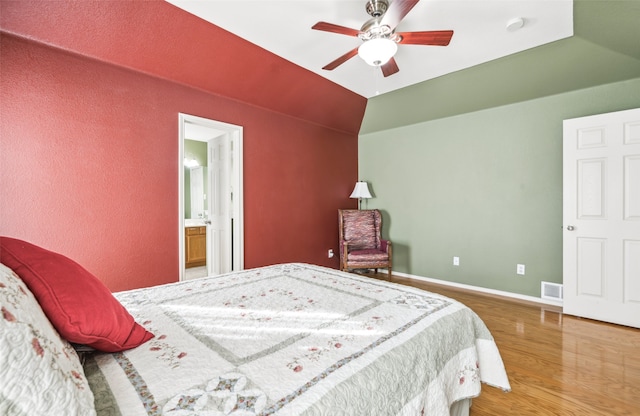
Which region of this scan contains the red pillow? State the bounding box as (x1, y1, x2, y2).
(0, 237, 153, 352)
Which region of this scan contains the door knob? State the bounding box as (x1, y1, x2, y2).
(567, 225, 575, 231)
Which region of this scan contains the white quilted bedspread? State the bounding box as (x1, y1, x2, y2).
(84, 263, 510, 415)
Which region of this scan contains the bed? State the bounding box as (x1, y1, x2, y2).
(1, 237, 510, 416)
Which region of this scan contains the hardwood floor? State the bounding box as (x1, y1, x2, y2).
(365, 272, 640, 415)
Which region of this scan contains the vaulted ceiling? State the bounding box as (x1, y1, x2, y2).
(2, 1, 639, 135)
(361, 0, 640, 133)
(166, 0, 574, 98)
(0, 0, 367, 134)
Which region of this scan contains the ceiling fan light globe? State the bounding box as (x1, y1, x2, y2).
(358, 38, 397, 66)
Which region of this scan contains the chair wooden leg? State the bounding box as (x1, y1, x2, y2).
(388, 267, 392, 279)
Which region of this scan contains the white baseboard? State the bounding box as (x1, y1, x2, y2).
(392, 271, 564, 308)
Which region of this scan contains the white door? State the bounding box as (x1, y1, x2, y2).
(563, 108, 640, 328)
(208, 134, 232, 275)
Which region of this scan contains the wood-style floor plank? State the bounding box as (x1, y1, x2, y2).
(366, 272, 640, 415)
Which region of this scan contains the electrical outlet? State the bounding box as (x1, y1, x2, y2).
(453, 256, 460, 266)
(328, 249, 334, 258)
(517, 264, 525, 275)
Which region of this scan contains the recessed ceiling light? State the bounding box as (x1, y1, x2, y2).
(506, 17, 525, 32)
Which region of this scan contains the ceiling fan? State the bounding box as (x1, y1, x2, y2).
(312, 0, 453, 77)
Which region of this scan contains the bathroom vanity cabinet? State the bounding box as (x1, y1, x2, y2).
(185, 226, 206, 268)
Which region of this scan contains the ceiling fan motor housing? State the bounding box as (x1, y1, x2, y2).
(366, 0, 389, 17)
(360, 0, 397, 42)
(359, 20, 394, 41)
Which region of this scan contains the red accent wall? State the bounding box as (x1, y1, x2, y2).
(0, 0, 365, 134)
(0, 32, 359, 291)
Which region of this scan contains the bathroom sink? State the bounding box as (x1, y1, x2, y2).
(185, 219, 206, 227)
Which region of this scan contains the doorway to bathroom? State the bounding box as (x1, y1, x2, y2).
(178, 113, 243, 280)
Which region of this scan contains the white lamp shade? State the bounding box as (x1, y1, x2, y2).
(358, 38, 398, 66)
(350, 181, 372, 199)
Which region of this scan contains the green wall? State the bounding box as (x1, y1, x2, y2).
(359, 0, 640, 134)
(359, 78, 640, 298)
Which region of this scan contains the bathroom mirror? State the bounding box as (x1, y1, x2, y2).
(184, 139, 208, 220)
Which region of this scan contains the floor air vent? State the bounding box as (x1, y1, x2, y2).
(541, 282, 563, 301)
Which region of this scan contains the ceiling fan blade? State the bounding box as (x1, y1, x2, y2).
(380, 0, 420, 30)
(397, 30, 454, 46)
(381, 57, 400, 77)
(312, 21, 361, 37)
(322, 48, 360, 71)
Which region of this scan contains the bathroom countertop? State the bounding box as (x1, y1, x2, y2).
(185, 219, 206, 227)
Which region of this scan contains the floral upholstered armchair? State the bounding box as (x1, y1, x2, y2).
(338, 209, 392, 278)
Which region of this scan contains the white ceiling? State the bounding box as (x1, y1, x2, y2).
(185, 122, 225, 142)
(167, 0, 573, 98)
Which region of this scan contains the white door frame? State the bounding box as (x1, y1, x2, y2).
(178, 113, 244, 280)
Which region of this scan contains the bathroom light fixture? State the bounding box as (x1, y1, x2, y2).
(184, 157, 199, 168)
(358, 38, 398, 66)
(350, 181, 373, 210)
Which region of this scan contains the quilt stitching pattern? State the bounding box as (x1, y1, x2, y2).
(86, 263, 509, 416)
